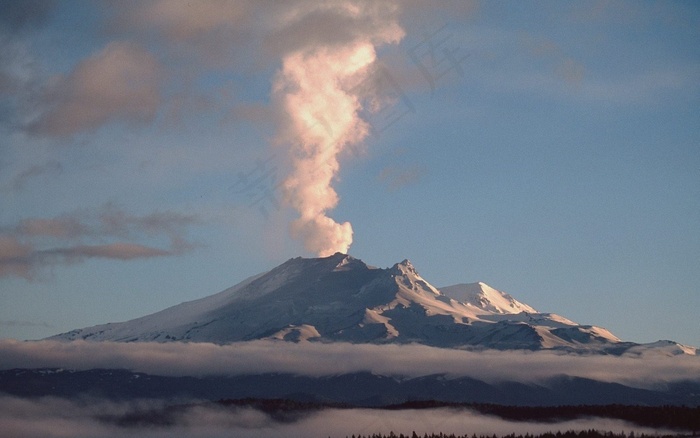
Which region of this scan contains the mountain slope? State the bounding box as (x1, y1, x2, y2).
(439, 282, 537, 314)
(3, 368, 699, 407)
(49, 253, 696, 354)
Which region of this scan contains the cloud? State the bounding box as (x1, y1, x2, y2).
(1, 337, 696, 436)
(96, 206, 198, 239)
(1, 340, 698, 388)
(108, 1, 405, 62)
(0, 396, 677, 438)
(264, 2, 404, 56)
(0, 1, 476, 139)
(0, 236, 32, 278)
(0, 36, 42, 132)
(37, 243, 172, 262)
(107, 0, 277, 72)
(259, 2, 477, 256)
(378, 163, 427, 191)
(14, 215, 89, 239)
(110, 0, 253, 41)
(0, 0, 56, 33)
(6, 161, 62, 192)
(29, 42, 163, 137)
(98, 1, 419, 256)
(0, 206, 199, 279)
(555, 58, 586, 86)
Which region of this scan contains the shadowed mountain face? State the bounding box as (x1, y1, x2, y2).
(3, 368, 700, 407)
(49, 253, 696, 355)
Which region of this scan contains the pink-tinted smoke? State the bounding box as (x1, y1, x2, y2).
(274, 3, 403, 256)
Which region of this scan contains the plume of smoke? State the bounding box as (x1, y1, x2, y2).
(273, 3, 404, 257)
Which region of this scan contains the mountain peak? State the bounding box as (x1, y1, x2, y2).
(440, 282, 537, 315)
(49, 254, 694, 355)
(331, 253, 367, 271)
(392, 259, 417, 275)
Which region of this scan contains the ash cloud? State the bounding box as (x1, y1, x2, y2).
(272, 2, 404, 256)
(76, 1, 413, 255)
(1, 340, 698, 388)
(2, 1, 475, 255)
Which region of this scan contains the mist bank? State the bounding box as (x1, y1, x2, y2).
(0, 396, 684, 438)
(1, 340, 699, 388)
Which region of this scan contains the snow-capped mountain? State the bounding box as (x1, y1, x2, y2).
(50, 253, 696, 355)
(439, 282, 537, 314)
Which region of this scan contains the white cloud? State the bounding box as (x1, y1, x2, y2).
(0, 396, 678, 438)
(1, 340, 698, 388)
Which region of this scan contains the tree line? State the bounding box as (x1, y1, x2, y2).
(344, 431, 691, 438)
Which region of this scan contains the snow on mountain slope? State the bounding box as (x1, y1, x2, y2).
(48, 253, 694, 354)
(440, 282, 537, 314)
(623, 340, 698, 356)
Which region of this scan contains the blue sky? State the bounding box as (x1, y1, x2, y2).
(1, 1, 698, 347)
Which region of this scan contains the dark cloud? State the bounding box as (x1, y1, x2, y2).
(0, 38, 41, 132)
(0, 239, 181, 280)
(0, 0, 56, 33)
(0, 206, 199, 279)
(37, 243, 172, 262)
(0, 2, 55, 131)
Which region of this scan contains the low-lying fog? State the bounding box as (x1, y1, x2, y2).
(1, 340, 698, 388)
(0, 396, 678, 438)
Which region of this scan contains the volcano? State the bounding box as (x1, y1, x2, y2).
(50, 253, 696, 355)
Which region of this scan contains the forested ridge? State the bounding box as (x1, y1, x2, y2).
(216, 399, 700, 433)
(343, 432, 695, 438)
(97, 397, 700, 433)
(384, 402, 700, 432)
